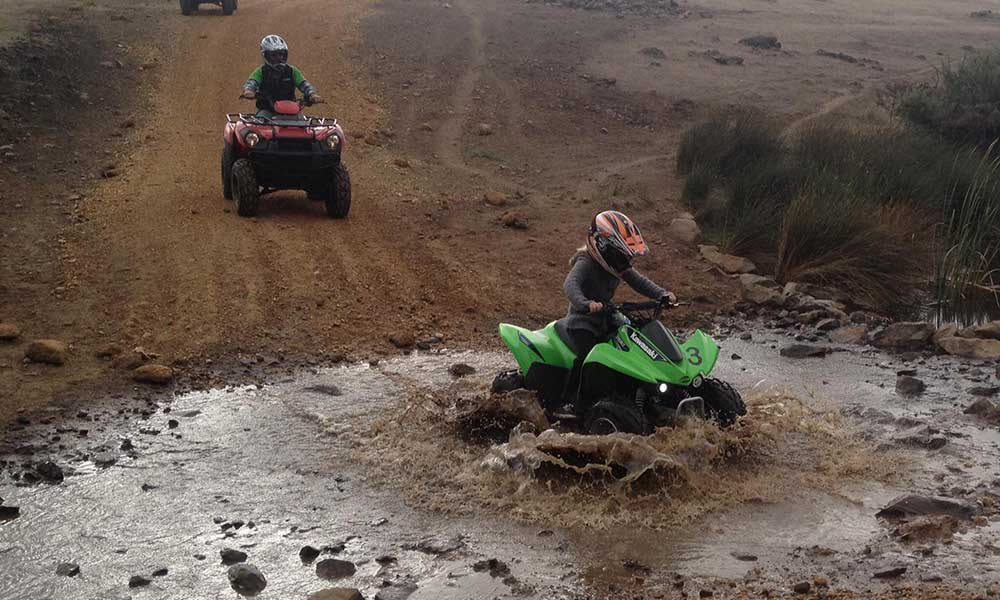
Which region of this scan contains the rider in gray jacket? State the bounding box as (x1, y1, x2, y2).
(562, 211, 675, 400)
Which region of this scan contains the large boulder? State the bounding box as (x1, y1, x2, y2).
(877, 494, 977, 521)
(932, 324, 959, 348)
(871, 322, 935, 350)
(830, 326, 867, 345)
(973, 321, 1000, 340)
(699, 245, 756, 274)
(938, 336, 1000, 359)
(25, 339, 68, 365)
(666, 218, 702, 244)
(739, 274, 783, 306)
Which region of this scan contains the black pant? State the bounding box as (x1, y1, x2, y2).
(565, 329, 603, 404)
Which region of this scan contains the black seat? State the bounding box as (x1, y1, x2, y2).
(554, 318, 581, 357)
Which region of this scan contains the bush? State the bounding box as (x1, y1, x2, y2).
(676, 109, 782, 178)
(898, 50, 1000, 148)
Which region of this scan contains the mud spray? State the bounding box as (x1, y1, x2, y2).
(348, 378, 904, 529)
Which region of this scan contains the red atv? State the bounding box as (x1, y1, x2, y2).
(222, 99, 351, 218)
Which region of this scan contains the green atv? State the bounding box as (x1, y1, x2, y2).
(494, 301, 746, 435)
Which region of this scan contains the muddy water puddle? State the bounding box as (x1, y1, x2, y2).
(2, 334, 1000, 597)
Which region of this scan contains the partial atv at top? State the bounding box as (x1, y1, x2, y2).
(494, 301, 746, 435)
(180, 0, 237, 15)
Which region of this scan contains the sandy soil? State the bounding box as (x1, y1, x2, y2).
(3, 0, 1000, 447)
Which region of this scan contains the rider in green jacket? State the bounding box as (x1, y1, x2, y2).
(240, 34, 323, 116)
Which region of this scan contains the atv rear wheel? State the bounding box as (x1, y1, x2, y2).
(179, 0, 194, 14)
(585, 400, 647, 435)
(699, 378, 746, 427)
(221, 143, 236, 200)
(325, 162, 351, 218)
(221, 0, 235, 14)
(490, 369, 525, 394)
(231, 159, 259, 217)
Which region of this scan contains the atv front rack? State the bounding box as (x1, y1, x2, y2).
(226, 113, 339, 128)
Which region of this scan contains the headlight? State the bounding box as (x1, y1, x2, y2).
(245, 131, 260, 147)
(691, 375, 704, 388)
(324, 134, 340, 150)
(658, 383, 669, 394)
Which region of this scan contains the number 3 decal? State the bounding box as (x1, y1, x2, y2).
(687, 347, 703, 365)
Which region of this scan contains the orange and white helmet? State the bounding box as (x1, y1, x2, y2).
(586, 210, 649, 275)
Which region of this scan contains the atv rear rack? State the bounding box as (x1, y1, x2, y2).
(226, 113, 339, 128)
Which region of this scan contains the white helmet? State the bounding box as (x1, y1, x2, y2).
(260, 35, 288, 66)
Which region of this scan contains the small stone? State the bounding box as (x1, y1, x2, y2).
(449, 363, 476, 377)
(815, 318, 840, 331)
(873, 566, 907, 579)
(36, 461, 65, 482)
(393, 158, 410, 168)
(792, 582, 811, 594)
(418, 122, 434, 132)
(850, 311, 866, 323)
(483, 191, 507, 207)
(167, 419, 179, 429)
(739, 35, 781, 49)
(25, 339, 68, 365)
(228, 564, 267, 596)
(476, 123, 493, 136)
(640, 46, 666, 58)
(896, 375, 926, 396)
(830, 326, 867, 345)
(129, 575, 152, 588)
(0, 323, 20, 342)
(501, 210, 529, 229)
(780, 344, 833, 359)
(699, 245, 756, 274)
(0, 506, 20, 520)
(666, 218, 702, 244)
(872, 322, 935, 350)
(316, 558, 357, 580)
(965, 397, 999, 416)
(221, 548, 248, 565)
(307, 590, 364, 600)
(375, 583, 419, 600)
(133, 364, 174, 384)
(389, 333, 416, 349)
(152, 567, 169, 577)
(56, 562, 80, 577)
(120, 438, 135, 451)
(408, 535, 464, 554)
(968, 386, 999, 397)
(300, 545, 321, 563)
(813, 576, 829, 587)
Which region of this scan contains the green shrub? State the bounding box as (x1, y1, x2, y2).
(680, 164, 715, 207)
(676, 109, 782, 178)
(898, 50, 1000, 148)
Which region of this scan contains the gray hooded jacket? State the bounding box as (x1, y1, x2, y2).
(563, 252, 666, 335)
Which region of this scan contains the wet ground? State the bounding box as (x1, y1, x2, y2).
(2, 325, 1000, 598)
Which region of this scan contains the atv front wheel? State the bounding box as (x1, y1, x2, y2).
(231, 159, 259, 217)
(491, 369, 525, 394)
(221, 0, 235, 14)
(585, 400, 648, 435)
(325, 163, 351, 218)
(221, 143, 236, 200)
(699, 378, 747, 427)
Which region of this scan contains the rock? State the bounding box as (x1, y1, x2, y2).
(375, 583, 419, 600)
(228, 564, 267, 596)
(300, 545, 321, 563)
(965, 397, 1000, 417)
(501, 210, 529, 229)
(666, 218, 702, 244)
(699, 245, 756, 274)
(938, 336, 1000, 359)
(850, 311, 867, 324)
(0, 323, 20, 342)
(892, 425, 947, 449)
(872, 566, 907, 579)
(895, 514, 959, 543)
(112, 351, 146, 370)
(739, 35, 781, 49)
(730, 552, 757, 561)
(305, 385, 343, 397)
(389, 333, 416, 349)
(792, 582, 811, 594)
(133, 364, 174, 385)
(476, 123, 493, 136)
(969, 386, 1000, 396)
(780, 344, 832, 359)
(932, 323, 958, 348)
(129, 575, 152, 588)
(895, 375, 926, 396)
(418, 122, 435, 132)
(95, 344, 122, 358)
(483, 191, 507, 207)
(449, 363, 476, 377)
(813, 576, 829, 588)
(973, 321, 1000, 340)
(872, 322, 934, 350)
(221, 548, 248, 565)
(152, 567, 169, 577)
(473, 558, 511, 578)
(640, 46, 667, 59)
(407, 534, 465, 555)
(316, 558, 357, 580)
(830, 326, 867, 345)
(816, 49, 860, 63)
(56, 562, 80, 577)
(36, 460, 65, 482)
(307, 590, 364, 600)
(0, 505, 20, 520)
(739, 274, 784, 306)
(94, 452, 118, 466)
(25, 339, 68, 365)
(815, 318, 840, 331)
(877, 494, 977, 521)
